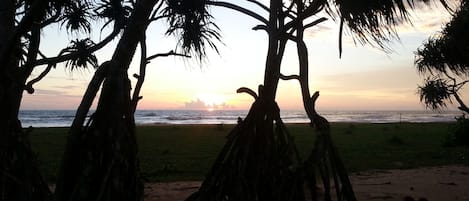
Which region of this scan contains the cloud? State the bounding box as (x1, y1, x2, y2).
(184, 98, 234, 110)
(184, 99, 207, 109)
(52, 85, 81, 90)
(306, 68, 424, 108)
(316, 68, 420, 91)
(393, 2, 455, 35)
(33, 88, 72, 96)
(305, 23, 335, 38)
(21, 89, 85, 110)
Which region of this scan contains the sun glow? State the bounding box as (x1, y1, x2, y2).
(197, 93, 228, 111)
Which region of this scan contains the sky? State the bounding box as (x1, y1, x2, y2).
(21, 1, 468, 111)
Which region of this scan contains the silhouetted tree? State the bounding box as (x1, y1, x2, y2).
(54, 0, 195, 201)
(416, 0, 468, 114)
(416, 0, 469, 146)
(164, 0, 450, 201)
(0, 0, 124, 200)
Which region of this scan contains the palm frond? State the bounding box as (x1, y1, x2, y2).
(418, 77, 453, 110)
(94, 0, 133, 30)
(60, 1, 94, 33)
(415, 37, 447, 74)
(163, 0, 222, 60)
(416, 0, 469, 76)
(60, 38, 99, 70)
(17, 37, 29, 66)
(328, 0, 449, 50)
(47, 0, 73, 17)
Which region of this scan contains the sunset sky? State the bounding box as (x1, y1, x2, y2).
(21, 2, 468, 111)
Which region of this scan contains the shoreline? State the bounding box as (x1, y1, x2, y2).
(20, 110, 462, 128)
(25, 121, 457, 129)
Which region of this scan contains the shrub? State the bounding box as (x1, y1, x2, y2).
(444, 115, 469, 146)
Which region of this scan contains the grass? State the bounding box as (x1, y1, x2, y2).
(29, 123, 469, 182)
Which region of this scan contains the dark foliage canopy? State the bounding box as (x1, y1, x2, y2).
(419, 78, 453, 109)
(416, 0, 469, 75)
(164, 0, 221, 59)
(415, 0, 469, 113)
(60, 38, 99, 70)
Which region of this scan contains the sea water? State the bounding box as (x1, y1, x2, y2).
(18, 110, 463, 128)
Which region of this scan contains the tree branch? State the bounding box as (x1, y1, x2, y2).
(24, 64, 54, 94)
(246, 0, 269, 13)
(304, 17, 328, 29)
(40, 12, 60, 29)
(283, 1, 325, 32)
(69, 62, 110, 131)
(33, 28, 120, 67)
(443, 69, 469, 114)
(131, 34, 147, 114)
(208, 1, 268, 25)
(146, 50, 190, 61)
(283, 1, 297, 20)
(22, 22, 41, 77)
(338, 17, 344, 58)
(150, 0, 165, 20)
(279, 73, 300, 81)
(0, 0, 48, 65)
(454, 92, 469, 114)
(130, 49, 190, 113)
(455, 80, 469, 90)
(148, 15, 169, 24)
(236, 87, 258, 99)
(252, 24, 268, 32)
(0, 0, 48, 84)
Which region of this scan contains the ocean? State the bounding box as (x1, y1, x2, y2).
(18, 110, 464, 128)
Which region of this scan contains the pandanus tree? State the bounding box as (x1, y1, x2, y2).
(0, 0, 126, 200)
(416, 0, 468, 146)
(416, 0, 468, 115)
(165, 0, 450, 200)
(54, 0, 200, 200)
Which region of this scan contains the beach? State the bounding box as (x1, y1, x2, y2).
(144, 166, 469, 201)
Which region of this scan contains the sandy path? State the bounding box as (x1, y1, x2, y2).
(144, 166, 469, 201)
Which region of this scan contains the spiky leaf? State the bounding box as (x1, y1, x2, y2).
(164, 0, 221, 60)
(60, 38, 99, 70)
(60, 1, 93, 33)
(418, 77, 453, 110)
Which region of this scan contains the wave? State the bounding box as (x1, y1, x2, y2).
(165, 116, 203, 121)
(138, 112, 158, 117)
(18, 110, 462, 127)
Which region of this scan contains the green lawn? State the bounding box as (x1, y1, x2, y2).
(29, 123, 469, 182)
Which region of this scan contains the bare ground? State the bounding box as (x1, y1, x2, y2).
(144, 166, 469, 201)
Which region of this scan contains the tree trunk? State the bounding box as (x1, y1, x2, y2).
(54, 0, 157, 201)
(186, 97, 304, 201)
(0, 80, 51, 201)
(188, 0, 357, 200)
(186, 1, 306, 201)
(0, 1, 50, 201)
(295, 17, 357, 201)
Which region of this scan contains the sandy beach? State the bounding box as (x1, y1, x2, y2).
(144, 165, 469, 201)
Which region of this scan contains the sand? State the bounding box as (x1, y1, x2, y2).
(144, 165, 469, 201)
